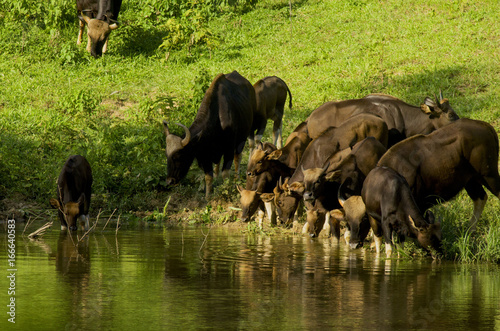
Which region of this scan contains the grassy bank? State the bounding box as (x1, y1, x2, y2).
(1, 0, 500, 262)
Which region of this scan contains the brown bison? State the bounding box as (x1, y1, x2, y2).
(76, 0, 122, 58)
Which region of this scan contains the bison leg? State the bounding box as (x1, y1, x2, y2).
(465, 180, 488, 230)
(471, 196, 487, 230)
(103, 38, 108, 53)
(368, 215, 383, 255)
(247, 136, 256, 163)
(234, 153, 242, 176)
(256, 209, 265, 228)
(302, 222, 309, 234)
(77, 20, 85, 45)
(86, 34, 91, 52)
(80, 214, 90, 231)
(273, 120, 283, 149)
(327, 212, 341, 243)
(204, 174, 214, 199)
(264, 200, 276, 226)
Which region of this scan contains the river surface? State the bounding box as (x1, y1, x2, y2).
(1, 224, 499, 330)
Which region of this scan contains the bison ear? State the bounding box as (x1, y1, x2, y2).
(236, 185, 244, 194)
(289, 182, 305, 195)
(325, 170, 341, 182)
(425, 210, 436, 224)
(330, 209, 345, 222)
(50, 198, 61, 210)
(420, 104, 433, 114)
(260, 193, 274, 202)
(408, 215, 425, 233)
(77, 193, 86, 206)
(267, 150, 282, 160)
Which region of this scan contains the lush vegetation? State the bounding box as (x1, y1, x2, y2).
(1, 0, 500, 262)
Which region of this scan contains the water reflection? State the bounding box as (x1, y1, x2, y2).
(1, 225, 499, 330)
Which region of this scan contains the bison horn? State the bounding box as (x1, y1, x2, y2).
(163, 120, 171, 135)
(109, 22, 119, 30)
(81, 12, 92, 24)
(176, 123, 191, 147)
(439, 89, 444, 103)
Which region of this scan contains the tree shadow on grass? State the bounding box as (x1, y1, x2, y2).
(112, 22, 166, 58)
(335, 64, 497, 119)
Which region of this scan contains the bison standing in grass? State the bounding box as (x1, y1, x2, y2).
(163, 71, 255, 199)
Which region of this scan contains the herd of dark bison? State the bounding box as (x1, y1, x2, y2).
(162, 71, 500, 258)
(50, 64, 500, 258)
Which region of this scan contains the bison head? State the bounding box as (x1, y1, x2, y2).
(273, 179, 301, 227)
(247, 142, 276, 177)
(82, 13, 119, 58)
(338, 195, 370, 249)
(50, 194, 86, 231)
(163, 121, 194, 187)
(237, 185, 262, 222)
(420, 91, 459, 127)
(300, 163, 338, 203)
(408, 212, 442, 255)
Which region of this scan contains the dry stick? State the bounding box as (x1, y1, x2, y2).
(78, 209, 102, 243)
(22, 216, 34, 235)
(101, 208, 117, 232)
(28, 221, 53, 240)
(115, 214, 121, 236)
(199, 226, 212, 252)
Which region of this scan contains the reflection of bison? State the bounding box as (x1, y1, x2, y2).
(55, 232, 91, 277)
(76, 0, 122, 58)
(163, 71, 255, 199)
(50, 155, 93, 231)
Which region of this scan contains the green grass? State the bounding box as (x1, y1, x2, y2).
(1, 0, 500, 262)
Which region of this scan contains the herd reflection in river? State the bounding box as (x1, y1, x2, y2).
(2, 225, 499, 330)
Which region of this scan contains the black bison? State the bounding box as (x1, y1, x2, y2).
(76, 0, 122, 58)
(163, 71, 255, 199)
(378, 118, 500, 231)
(362, 166, 442, 258)
(50, 155, 93, 231)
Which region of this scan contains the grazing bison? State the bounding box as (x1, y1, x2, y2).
(76, 0, 122, 58)
(362, 167, 442, 257)
(50, 155, 93, 231)
(250, 76, 292, 152)
(163, 71, 255, 199)
(378, 118, 500, 230)
(301, 137, 387, 239)
(306, 92, 459, 145)
(277, 113, 388, 228)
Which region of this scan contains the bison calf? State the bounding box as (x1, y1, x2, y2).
(362, 167, 442, 258)
(50, 155, 93, 231)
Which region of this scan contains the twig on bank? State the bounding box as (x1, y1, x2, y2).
(28, 221, 53, 240)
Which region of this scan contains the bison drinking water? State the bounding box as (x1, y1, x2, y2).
(50, 155, 93, 231)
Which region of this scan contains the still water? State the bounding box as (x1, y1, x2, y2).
(1, 224, 500, 330)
